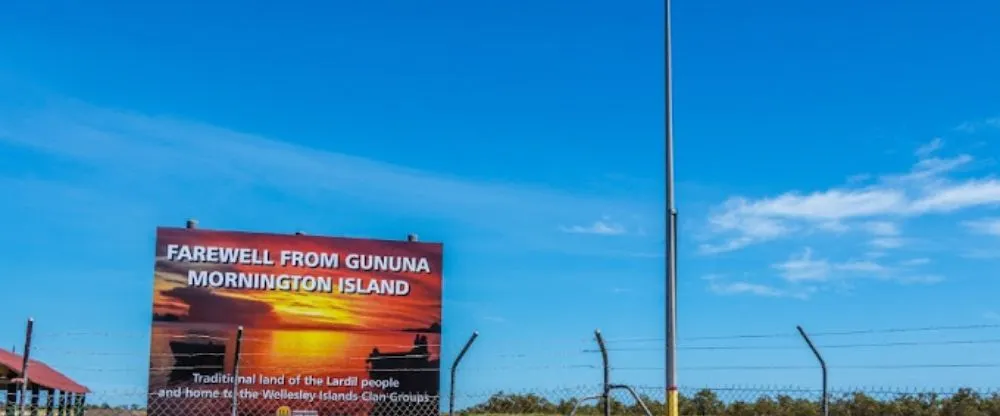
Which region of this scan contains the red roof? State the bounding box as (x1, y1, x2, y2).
(0, 349, 89, 394)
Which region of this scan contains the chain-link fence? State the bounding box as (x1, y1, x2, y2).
(5, 386, 1000, 415)
(5, 319, 1000, 415)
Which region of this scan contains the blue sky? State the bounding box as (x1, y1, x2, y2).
(2, 0, 1000, 406)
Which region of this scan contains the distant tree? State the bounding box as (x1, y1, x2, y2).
(940, 388, 987, 416)
(683, 389, 725, 415)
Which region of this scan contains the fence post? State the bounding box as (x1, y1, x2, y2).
(18, 318, 34, 414)
(29, 384, 39, 416)
(43, 389, 53, 416)
(4, 381, 14, 416)
(231, 326, 244, 416)
(448, 331, 479, 416)
(796, 325, 828, 416)
(593, 330, 611, 416)
(72, 394, 83, 416)
(57, 391, 66, 416)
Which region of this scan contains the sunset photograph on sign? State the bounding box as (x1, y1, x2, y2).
(147, 227, 443, 416)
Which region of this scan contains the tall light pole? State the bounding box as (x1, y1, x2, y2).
(664, 0, 679, 414)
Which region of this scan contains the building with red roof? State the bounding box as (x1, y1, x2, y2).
(1, 348, 90, 414)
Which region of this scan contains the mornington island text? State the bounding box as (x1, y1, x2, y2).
(186, 270, 413, 296)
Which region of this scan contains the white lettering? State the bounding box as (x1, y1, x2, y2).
(162, 245, 275, 265)
(280, 250, 338, 268)
(186, 270, 334, 293)
(166, 244, 180, 260)
(344, 254, 431, 273)
(338, 278, 409, 296)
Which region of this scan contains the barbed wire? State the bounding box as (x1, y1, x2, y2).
(588, 337, 1000, 352)
(611, 363, 1000, 371)
(33, 334, 1000, 360)
(591, 323, 1000, 345)
(47, 363, 606, 374)
(31, 322, 1000, 349)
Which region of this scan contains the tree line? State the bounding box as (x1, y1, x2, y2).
(459, 388, 1000, 415)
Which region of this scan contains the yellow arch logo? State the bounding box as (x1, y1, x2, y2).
(276, 406, 292, 416)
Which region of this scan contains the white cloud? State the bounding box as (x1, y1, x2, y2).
(892, 154, 974, 185)
(0, 93, 655, 249)
(835, 260, 889, 273)
(701, 137, 1000, 254)
(772, 248, 830, 282)
(955, 116, 1000, 134)
(768, 247, 937, 287)
(699, 214, 792, 254)
(909, 179, 1000, 213)
(772, 248, 894, 282)
(817, 221, 850, 233)
(709, 281, 789, 297)
(893, 275, 945, 285)
(703, 275, 811, 300)
(560, 220, 627, 235)
(962, 218, 1000, 236)
(956, 122, 977, 133)
(862, 221, 900, 236)
(869, 237, 906, 249)
(699, 238, 755, 254)
(725, 189, 909, 221)
(914, 137, 943, 158)
(899, 258, 931, 266)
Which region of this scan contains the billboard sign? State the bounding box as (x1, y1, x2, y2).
(147, 227, 443, 415)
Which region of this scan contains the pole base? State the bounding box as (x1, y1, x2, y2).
(667, 388, 679, 416)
